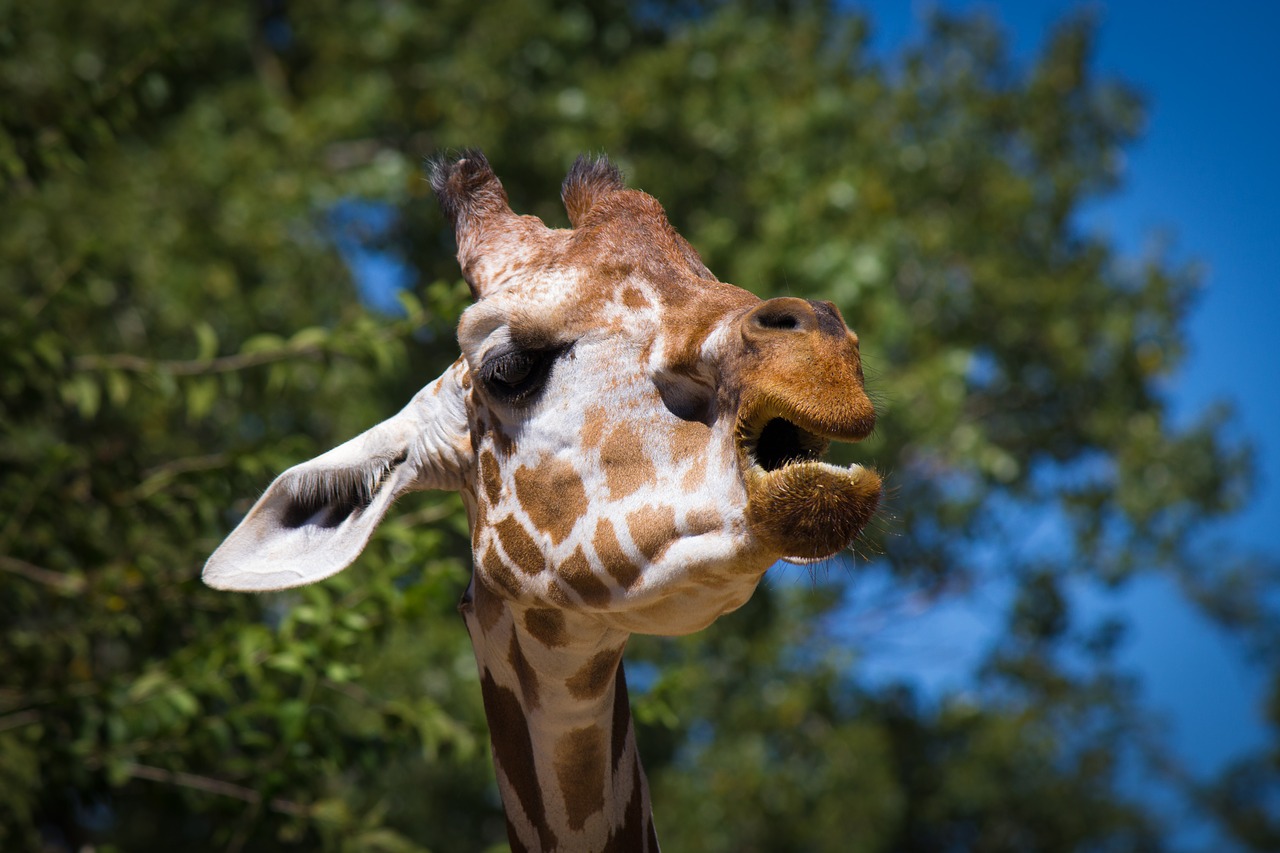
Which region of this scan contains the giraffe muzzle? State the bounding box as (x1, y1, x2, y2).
(734, 297, 881, 561)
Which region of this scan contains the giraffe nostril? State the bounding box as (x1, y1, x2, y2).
(744, 297, 817, 337)
(751, 310, 801, 331)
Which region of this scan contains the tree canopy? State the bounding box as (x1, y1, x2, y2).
(3, 1, 1277, 850)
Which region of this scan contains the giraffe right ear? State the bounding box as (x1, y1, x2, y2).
(203, 375, 469, 592)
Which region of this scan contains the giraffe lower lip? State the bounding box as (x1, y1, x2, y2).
(742, 460, 882, 560)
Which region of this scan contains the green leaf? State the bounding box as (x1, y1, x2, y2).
(194, 321, 218, 361)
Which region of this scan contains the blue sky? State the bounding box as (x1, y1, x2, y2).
(857, 0, 1280, 791)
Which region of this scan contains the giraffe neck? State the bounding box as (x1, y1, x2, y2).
(460, 579, 659, 852)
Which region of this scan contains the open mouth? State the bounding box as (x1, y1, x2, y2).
(741, 416, 831, 473)
(736, 405, 881, 562)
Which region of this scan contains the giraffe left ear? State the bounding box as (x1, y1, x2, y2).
(203, 379, 468, 592)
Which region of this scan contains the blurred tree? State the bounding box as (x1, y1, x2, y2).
(2, 0, 1273, 851)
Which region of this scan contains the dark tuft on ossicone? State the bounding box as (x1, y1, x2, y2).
(428, 149, 509, 228)
(561, 154, 626, 228)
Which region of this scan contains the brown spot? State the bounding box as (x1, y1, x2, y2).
(611, 665, 631, 772)
(681, 462, 706, 493)
(602, 775, 646, 853)
(474, 570, 507, 631)
(470, 495, 487, 551)
(493, 422, 517, 457)
(669, 418, 711, 461)
(685, 506, 723, 535)
(546, 579, 573, 607)
(600, 424, 655, 501)
(603, 673, 649, 853)
(482, 546, 521, 603)
(583, 405, 608, 450)
(524, 608, 567, 648)
(496, 516, 546, 576)
(594, 518, 640, 589)
(480, 450, 502, 505)
(514, 458, 587, 546)
(509, 633, 540, 710)
(479, 671, 558, 853)
(625, 506, 676, 565)
(555, 726, 606, 832)
(559, 546, 612, 607)
(621, 286, 651, 309)
(567, 646, 625, 700)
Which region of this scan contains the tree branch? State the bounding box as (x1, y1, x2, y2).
(0, 555, 85, 594)
(72, 344, 325, 376)
(124, 763, 308, 818)
(0, 709, 41, 733)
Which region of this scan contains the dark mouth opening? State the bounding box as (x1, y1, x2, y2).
(756, 418, 824, 472)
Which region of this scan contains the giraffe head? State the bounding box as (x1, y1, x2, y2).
(204, 151, 880, 636)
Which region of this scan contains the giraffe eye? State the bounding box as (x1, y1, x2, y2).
(479, 348, 560, 403)
(488, 352, 535, 385)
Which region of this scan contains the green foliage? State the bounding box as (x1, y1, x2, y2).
(2, 0, 1275, 850)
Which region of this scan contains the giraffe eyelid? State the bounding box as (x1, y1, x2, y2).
(478, 343, 571, 405)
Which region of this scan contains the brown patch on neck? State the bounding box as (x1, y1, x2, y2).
(601, 760, 650, 853)
(508, 632, 540, 709)
(495, 516, 547, 576)
(559, 545, 612, 607)
(594, 518, 640, 589)
(625, 505, 677, 565)
(555, 726, 607, 832)
(481, 546, 522, 604)
(601, 424, 655, 501)
(514, 458, 587, 546)
(611, 665, 631, 773)
(479, 449, 502, 505)
(474, 564, 508, 630)
(523, 608, 568, 648)
(566, 645, 625, 700)
(603, 666, 655, 852)
(479, 670, 559, 853)
(470, 493, 488, 551)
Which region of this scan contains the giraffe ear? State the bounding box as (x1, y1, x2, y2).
(203, 380, 468, 592)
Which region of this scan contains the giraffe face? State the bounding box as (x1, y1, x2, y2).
(203, 154, 879, 637)
(443, 155, 880, 635)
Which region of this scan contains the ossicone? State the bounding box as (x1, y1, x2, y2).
(428, 149, 513, 232)
(561, 153, 626, 228)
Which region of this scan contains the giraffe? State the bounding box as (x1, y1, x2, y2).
(203, 151, 881, 852)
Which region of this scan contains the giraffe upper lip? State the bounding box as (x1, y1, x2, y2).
(734, 397, 871, 474)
